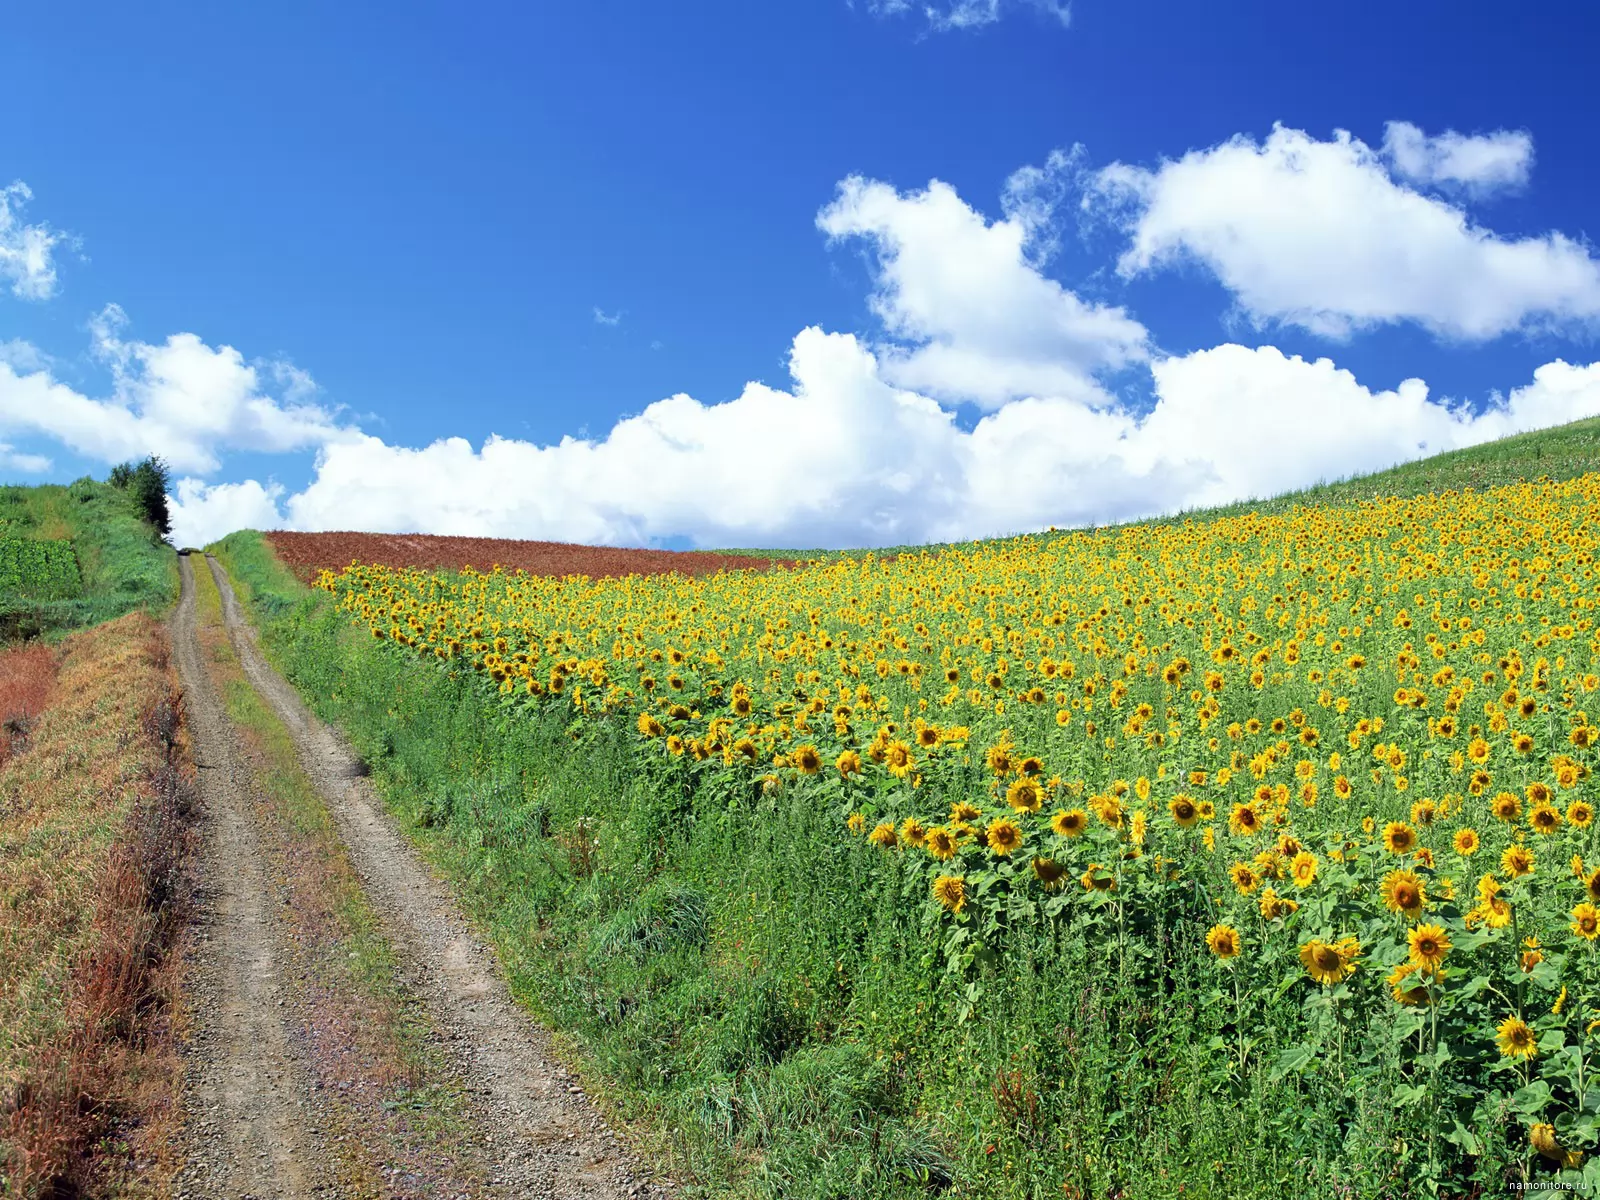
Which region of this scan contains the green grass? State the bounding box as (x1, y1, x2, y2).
(0, 478, 179, 639)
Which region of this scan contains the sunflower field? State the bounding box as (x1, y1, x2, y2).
(286, 473, 1600, 1196)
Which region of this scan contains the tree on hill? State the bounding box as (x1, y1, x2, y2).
(109, 456, 172, 539)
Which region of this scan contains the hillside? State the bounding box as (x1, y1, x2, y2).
(0, 477, 178, 639)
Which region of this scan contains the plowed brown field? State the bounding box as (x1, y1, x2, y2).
(264, 531, 788, 583)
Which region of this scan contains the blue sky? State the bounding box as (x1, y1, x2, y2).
(2, 0, 1598, 548)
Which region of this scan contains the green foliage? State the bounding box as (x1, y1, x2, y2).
(0, 538, 82, 600)
(108, 455, 172, 539)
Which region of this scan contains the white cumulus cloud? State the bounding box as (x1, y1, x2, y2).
(167, 477, 287, 549)
(1381, 121, 1534, 195)
(0, 181, 72, 301)
(1090, 122, 1600, 340)
(0, 442, 52, 475)
(819, 172, 1148, 410)
(0, 305, 357, 474)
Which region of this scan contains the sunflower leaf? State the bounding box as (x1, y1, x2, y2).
(1511, 1080, 1555, 1114)
(1269, 1044, 1317, 1080)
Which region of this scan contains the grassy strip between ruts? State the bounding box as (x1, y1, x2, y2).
(0, 612, 194, 1199)
(187, 556, 494, 1197)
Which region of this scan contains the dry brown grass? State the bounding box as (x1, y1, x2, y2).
(0, 614, 195, 1200)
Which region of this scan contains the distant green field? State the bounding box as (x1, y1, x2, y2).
(0, 479, 178, 640)
(716, 413, 1600, 562)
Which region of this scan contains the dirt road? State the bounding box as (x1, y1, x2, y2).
(171, 553, 331, 1198)
(171, 552, 663, 1199)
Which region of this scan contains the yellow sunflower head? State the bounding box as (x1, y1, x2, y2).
(1380, 869, 1427, 920)
(1205, 924, 1241, 959)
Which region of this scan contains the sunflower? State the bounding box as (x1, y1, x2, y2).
(1453, 828, 1481, 856)
(1169, 794, 1200, 827)
(1030, 857, 1069, 890)
(792, 744, 822, 774)
(1473, 894, 1514, 930)
(1494, 1014, 1537, 1060)
(1289, 851, 1318, 888)
(1229, 862, 1261, 895)
(1573, 902, 1600, 941)
(1006, 777, 1043, 813)
(1080, 863, 1115, 891)
(1095, 795, 1126, 829)
(1528, 803, 1562, 835)
(916, 724, 940, 748)
(1382, 821, 1417, 855)
(1529, 1123, 1583, 1169)
(1491, 791, 1521, 822)
(925, 825, 959, 861)
(884, 740, 914, 777)
(932, 874, 966, 914)
(1300, 937, 1358, 985)
(1502, 844, 1535, 878)
(899, 818, 929, 848)
(1587, 868, 1600, 904)
(986, 817, 1024, 857)
(1052, 809, 1088, 837)
(985, 743, 1015, 776)
(1205, 924, 1241, 959)
(1380, 869, 1427, 920)
(1569, 800, 1595, 828)
(1388, 961, 1430, 1007)
(868, 822, 898, 848)
(1407, 923, 1451, 970)
(1528, 780, 1553, 805)
(846, 812, 866, 835)
(1258, 887, 1298, 920)
(1229, 802, 1263, 837)
(950, 801, 982, 824)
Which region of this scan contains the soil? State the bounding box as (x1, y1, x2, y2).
(171, 551, 666, 1199)
(264, 530, 790, 583)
